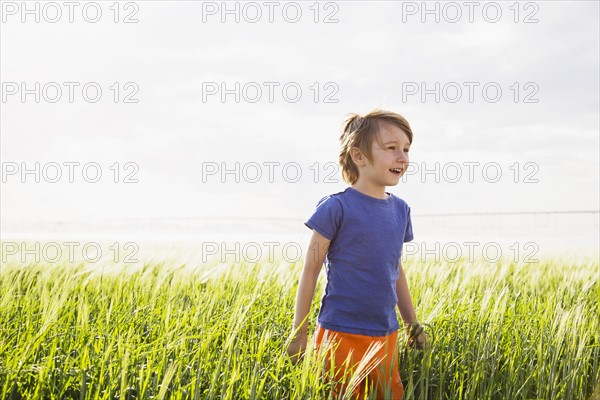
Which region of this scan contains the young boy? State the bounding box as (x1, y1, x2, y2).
(287, 110, 428, 399)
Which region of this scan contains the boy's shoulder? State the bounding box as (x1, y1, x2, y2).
(392, 193, 410, 208)
(314, 188, 359, 210)
(316, 189, 347, 203)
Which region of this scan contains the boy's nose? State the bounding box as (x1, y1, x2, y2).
(397, 152, 409, 162)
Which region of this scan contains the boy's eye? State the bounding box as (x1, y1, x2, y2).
(388, 146, 396, 150)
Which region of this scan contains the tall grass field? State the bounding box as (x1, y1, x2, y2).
(0, 248, 598, 399)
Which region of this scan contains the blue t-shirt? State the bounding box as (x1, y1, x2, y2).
(304, 186, 414, 336)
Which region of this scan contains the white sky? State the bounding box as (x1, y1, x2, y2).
(1, 1, 598, 247)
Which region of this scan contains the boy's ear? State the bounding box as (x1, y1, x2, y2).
(349, 147, 365, 166)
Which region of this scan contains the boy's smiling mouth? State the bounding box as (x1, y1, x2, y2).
(389, 168, 403, 175)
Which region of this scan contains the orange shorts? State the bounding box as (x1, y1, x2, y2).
(314, 324, 404, 400)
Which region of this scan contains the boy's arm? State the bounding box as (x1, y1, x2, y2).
(396, 260, 418, 324)
(290, 229, 330, 337)
(396, 260, 428, 349)
(287, 229, 329, 363)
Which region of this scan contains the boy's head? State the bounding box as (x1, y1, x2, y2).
(339, 109, 413, 185)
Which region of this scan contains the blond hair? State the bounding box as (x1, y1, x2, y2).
(339, 109, 414, 185)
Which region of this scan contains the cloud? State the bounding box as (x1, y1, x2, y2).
(1, 1, 598, 230)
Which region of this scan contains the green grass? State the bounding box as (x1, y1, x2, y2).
(0, 252, 598, 399)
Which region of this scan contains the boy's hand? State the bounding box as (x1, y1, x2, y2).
(405, 322, 429, 350)
(286, 331, 308, 365)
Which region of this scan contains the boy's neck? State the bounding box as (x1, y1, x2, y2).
(351, 182, 389, 200)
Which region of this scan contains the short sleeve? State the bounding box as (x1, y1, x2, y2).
(304, 196, 342, 241)
(404, 206, 414, 242)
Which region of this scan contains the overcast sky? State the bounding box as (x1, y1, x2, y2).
(1, 1, 598, 246)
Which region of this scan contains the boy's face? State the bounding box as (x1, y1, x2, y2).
(352, 122, 411, 187)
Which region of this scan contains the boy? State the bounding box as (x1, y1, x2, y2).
(287, 110, 428, 399)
